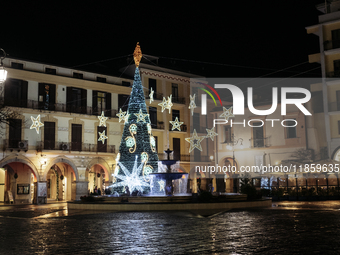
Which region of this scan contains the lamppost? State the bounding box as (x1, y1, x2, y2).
(226, 134, 243, 193)
(0, 48, 8, 83)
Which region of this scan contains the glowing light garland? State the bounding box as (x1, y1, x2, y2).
(116, 108, 127, 123)
(185, 129, 205, 153)
(205, 127, 218, 141)
(134, 109, 149, 123)
(149, 87, 154, 104)
(220, 106, 234, 121)
(169, 117, 184, 131)
(98, 130, 108, 144)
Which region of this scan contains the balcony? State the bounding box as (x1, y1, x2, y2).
(328, 101, 340, 112)
(324, 40, 340, 51)
(0, 97, 119, 117)
(172, 96, 186, 104)
(3, 140, 28, 151)
(249, 137, 270, 148)
(36, 141, 115, 153)
(326, 71, 340, 78)
(151, 122, 165, 130)
(169, 123, 187, 132)
(157, 153, 210, 162)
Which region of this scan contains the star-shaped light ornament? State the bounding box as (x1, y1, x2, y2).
(98, 130, 108, 144)
(188, 94, 197, 116)
(116, 108, 127, 123)
(111, 156, 150, 193)
(30, 115, 44, 134)
(158, 97, 168, 112)
(134, 109, 149, 123)
(220, 106, 234, 121)
(149, 87, 154, 104)
(185, 129, 205, 153)
(158, 180, 165, 192)
(169, 117, 184, 131)
(98, 111, 108, 127)
(205, 127, 218, 141)
(165, 94, 173, 113)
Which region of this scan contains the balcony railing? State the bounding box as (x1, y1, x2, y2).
(151, 122, 165, 130)
(172, 96, 186, 104)
(249, 137, 270, 148)
(157, 153, 210, 162)
(327, 71, 340, 78)
(36, 141, 115, 153)
(3, 140, 28, 151)
(324, 40, 340, 51)
(0, 97, 119, 117)
(328, 101, 340, 112)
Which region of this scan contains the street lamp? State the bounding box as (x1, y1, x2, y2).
(0, 48, 7, 83)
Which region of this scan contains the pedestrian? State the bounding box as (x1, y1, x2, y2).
(98, 188, 101, 195)
(94, 186, 98, 194)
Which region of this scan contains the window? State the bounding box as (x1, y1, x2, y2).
(224, 126, 231, 143)
(96, 77, 106, 83)
(332, 29, 340, 49)
(66, 87, 87, 114)
(149, 107, 157, 128)
(71, 124, 82, 151)
(11, 62, 23, 69)
(39, 83, 56, 110)
(45, 68, 56, 75)
(286, 119, 297, 139)
(118, 94, 130, 112)
(44, 122, 55, 150)
(337, 90, 340, 111)
(172, 109, 180, 121)
(173, 138, 181, 160)
(149, 78, 156, 93)
(338, 121, 340, 135)
(172, 83, 178, 98)
(252, 122, 264, 147)
(97, 126, 107, 152)
(73, 72, 83, 79)
(334, 60, 340, 77)
(4, 78, 28, 107)
(8, 119, 22, 148)
(93, 91, 112, 116)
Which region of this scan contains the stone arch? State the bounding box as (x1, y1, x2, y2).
(86, 157, 110, 179)
(0, 154, 39, 180)
(43, 156, 79, 182)
(331, 146, 340, 161)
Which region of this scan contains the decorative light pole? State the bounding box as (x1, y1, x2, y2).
(226, 134, 243, 193)
(0, 48, 7, 83)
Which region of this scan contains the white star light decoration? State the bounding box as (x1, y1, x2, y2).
(205, 127, 218, 141)
(98, 130, 108, 144)
(30, 115, 44, 134)
(110, 156, 150, 193)
(158, 95, 173, 113)
(116, 108, 127, 123)
(220, 106, 234, 121)
(149, 87, 154, 104)
(169, 117, 184, 131)
(185, 129, 205, 153)
(188, 94, 196, 116)
(124, 111, 130, 124)
(134, 109, 149, 123)
(98, 111, 108, 127)
(158, 180, 165, 192)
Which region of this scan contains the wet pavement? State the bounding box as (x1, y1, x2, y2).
(0, 201, 340, 254)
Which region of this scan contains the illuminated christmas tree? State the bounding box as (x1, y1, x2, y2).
(112, 43, 158, 194)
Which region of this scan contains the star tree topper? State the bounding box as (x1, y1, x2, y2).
(185, 129, 205, 153)
(169, 117, 184, 131)
(220, 106, 234, 121)
(98, 130, 108, 144)
(98, 111, 108, 127)
(188, 94, 196, 116)
(30, 115, 44, 134)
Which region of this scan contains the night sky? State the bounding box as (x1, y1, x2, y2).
(2, 1, 322, 78)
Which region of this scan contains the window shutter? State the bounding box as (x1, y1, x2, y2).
(105, 93, 112, 117)
(66, 87, 72, 112)
(81, 89, 87, 114)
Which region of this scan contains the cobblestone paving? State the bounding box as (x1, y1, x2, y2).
(0, 206, 340, 254)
